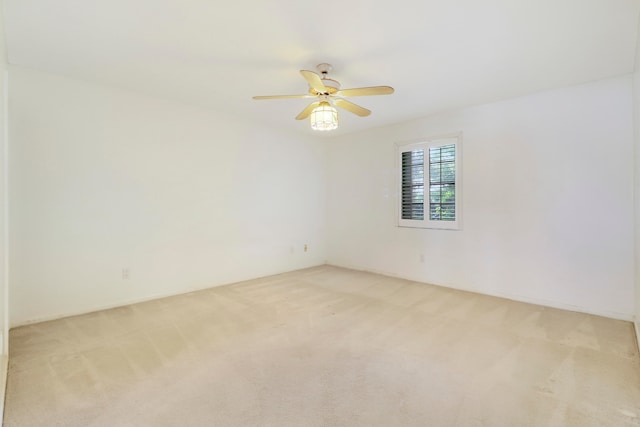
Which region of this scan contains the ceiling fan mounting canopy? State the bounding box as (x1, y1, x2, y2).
(316, 63, 333, 75)
(252, 62, 394, 127)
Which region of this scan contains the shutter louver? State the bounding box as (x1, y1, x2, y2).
(401, 150, 424, 220)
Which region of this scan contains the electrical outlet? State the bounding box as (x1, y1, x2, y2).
(419, 254, 425, 263)
(122, 268, 130, 279)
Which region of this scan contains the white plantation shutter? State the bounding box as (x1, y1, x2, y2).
(397, 136, 461, 230)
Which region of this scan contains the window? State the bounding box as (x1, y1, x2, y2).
(397, 135, 461, 229)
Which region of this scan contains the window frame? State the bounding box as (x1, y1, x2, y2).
(396, 134, 462, 230)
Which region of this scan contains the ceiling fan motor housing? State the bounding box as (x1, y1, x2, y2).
(311, 78, 340, 95)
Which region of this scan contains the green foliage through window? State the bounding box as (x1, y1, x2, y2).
(428, 144, 455, 221)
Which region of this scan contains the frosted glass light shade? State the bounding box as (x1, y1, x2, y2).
(310, 103, 338, 131)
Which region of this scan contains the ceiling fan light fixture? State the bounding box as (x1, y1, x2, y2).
(310, 101, 338, 131)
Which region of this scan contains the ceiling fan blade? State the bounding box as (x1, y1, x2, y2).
(334, 98, 371, 117)
(295, 101, 320, 120)
(336, 86, 394, 97)
(253, 94, 314, 100)
(300, 70, 327, 93)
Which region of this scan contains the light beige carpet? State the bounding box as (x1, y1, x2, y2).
(4, 265, 640, 426)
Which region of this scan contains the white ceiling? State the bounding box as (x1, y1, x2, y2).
(4, 0, 640, 137)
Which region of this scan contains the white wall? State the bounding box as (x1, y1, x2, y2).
(9, 66, 327, 326)
(0, 4, 11, 420)
(0, 3, 8, 355)
(7, 65, 637, 327)
(327, 76, 635, 320)
(633, 14, 640, 342)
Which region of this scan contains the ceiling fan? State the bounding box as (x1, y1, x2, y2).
(252, 63, 394, 131)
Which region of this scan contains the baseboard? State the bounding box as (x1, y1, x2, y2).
(635, 321, 640, 354)
(12, 261, 636, 328)
(11, 263, 327, 328)
(0, 354, 7, 427)
(326, 262, 635, 322)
